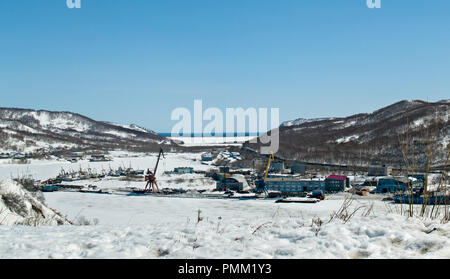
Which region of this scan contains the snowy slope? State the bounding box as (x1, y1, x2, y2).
(0, 108, 170, 152)
(281, 117, 335, 127)
(0, 179, 69, 226)
(247, 100, 450, 166)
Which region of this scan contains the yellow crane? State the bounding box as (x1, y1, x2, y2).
(263, 153, 274, 180)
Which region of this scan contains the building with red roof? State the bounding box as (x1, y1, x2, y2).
(325, 175, 349, 192)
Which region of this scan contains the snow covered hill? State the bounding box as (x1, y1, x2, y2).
(0, 179, 69, 226)
(246, 100, 450, 167)
(0, 108, 171, 153)
(281, 117, 335, 127)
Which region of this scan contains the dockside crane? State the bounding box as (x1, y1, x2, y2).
(253, 152, 274, 195)
(263, 153, 274, 181)
(144, 148, 165, 193)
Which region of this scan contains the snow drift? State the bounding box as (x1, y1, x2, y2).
(0, 179, 69, 226)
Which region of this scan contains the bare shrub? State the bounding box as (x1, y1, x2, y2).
(14, 178, 37, 192)
(192, 241, 201, 250)
(119, 175, 143, 182)
(362, 203, 374, 217)
(441, 210, 450, 224)
(155, 248, 170, 257)
(197, 209, 203, 223)
(252, 221, 272, 235)
(174, 178, 185, 184)
(384, 202, 401, 215)
(18, 211, 46, 227)
(73, 215, 99, 226)
(311, 217, 323, 236)
(1, 192, 28, 217)
(17, 210, 67, 226)
(14, 177, 46, 204)
(0, 207, 11, 225)
(33, 191, 46, 204)
(328, 196, 366, 223)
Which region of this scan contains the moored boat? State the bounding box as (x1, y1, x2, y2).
(275, 197, 320, 203)
(394, 193, 450, 205)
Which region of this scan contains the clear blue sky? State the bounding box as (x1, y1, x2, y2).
(1, 0, 449, 132)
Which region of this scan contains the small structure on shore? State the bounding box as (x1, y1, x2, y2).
(325, 175, 349, 192)
(89, 154, 112, 162)
(216, 174, 250, 191)
(201, 153, 213, 162)
(174, 167, 194, 174)
(368, 165, 392, 176)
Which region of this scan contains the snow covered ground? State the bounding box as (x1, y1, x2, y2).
(1, 191, 449, 258)
(0, 151, 212, 182)
(0, 152, 449, 259)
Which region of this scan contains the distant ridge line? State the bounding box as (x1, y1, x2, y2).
(159, 132, 261, 137)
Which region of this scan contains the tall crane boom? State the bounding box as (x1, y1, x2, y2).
(153, 148, 165, 174)
(263, 153, 274, 180)
(143, 148, 165, 193)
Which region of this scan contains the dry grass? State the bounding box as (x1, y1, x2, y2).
(311, 217, 323, 236)
(328, 195, 367, 224)
(397, 114, 449, 223)
(119, 175, 144, 182)
(73, 215, 99, 226)
(1, 192, 28, 218)
(252, 222, 272, 235)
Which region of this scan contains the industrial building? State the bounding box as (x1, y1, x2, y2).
(324, 175, 349, 192)
(376, 178, 407, 193)
(174, 167, 194, 174)
(0, 153, 10, 159)
(269, 162, 285, 172)
(216, 174, 250, 191)
(89, 154, 111, 162)
(264, 178, 325, 195)
(219, 166, 230, 173)
(368, 165, 392, 176)
(290, 163, 306, 174)
(201, 153, 213, 161)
